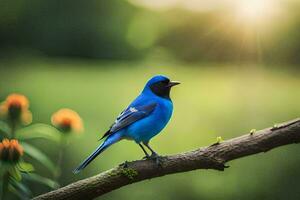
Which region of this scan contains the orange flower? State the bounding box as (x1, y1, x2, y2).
(0, 93, 32, 125)
(0, 139, 24, 162)
(51, 108, 84, 133)
(6, 94, 29, 110)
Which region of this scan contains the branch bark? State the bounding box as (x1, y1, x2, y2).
(34, 118, 300, 200)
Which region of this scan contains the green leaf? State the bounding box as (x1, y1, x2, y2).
(16, 123, 61, 143)
(9, 178, 32, 198)
(8, 167, 22, 182)
(17, 162, 34, 173)
(0, 120, 10, 137)
(23, 173, 59, 189)
(8, 184, 24, 200)
(21, 142, 56, 174)
(0, 162, 15, 177)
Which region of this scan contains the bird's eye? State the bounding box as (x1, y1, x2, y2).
(161, 80, 169, 84)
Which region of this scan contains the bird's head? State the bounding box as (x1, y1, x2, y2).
(143, 75, 180, 100)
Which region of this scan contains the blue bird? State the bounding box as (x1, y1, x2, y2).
(73, 75, 180, 173)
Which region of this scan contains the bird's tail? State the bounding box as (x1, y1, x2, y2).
(73, 133, 121, 174)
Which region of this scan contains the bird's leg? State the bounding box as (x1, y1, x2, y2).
(143, 142, 159, 157)
(138, 143, 150, 159)
(143, 142, 162, 166)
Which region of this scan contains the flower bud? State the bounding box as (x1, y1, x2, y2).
(0, 94, 32, 125)
(0, 139, 24, 163)
(51, 108, 83, 134)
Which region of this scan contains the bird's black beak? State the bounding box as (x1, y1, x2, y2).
(167, 81, 180, 87)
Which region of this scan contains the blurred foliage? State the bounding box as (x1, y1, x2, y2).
(0, 92, 83, 199)
(1, 0, 300, 64)
(0, 0, 141, 59)
(0, 122, 59, 199)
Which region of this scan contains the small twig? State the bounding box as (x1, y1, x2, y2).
(53, 136, 68, 184)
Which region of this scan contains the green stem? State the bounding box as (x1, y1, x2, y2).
(1, 172, 10, 200)
(10, 120, 17, 139)
(54, 136, 68, 184)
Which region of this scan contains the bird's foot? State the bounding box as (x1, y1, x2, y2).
(142, 155, 150, 160)
(119, 160, 129, 168)
(149, 153, 163, 167)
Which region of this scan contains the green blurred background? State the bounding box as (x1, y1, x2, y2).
(0, 0, 300, 199)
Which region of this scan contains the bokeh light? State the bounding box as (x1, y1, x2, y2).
(234, 0, 281, 25)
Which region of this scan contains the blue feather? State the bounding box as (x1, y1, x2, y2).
(73, 133, 122, 174)
(73, 75, 178, 173)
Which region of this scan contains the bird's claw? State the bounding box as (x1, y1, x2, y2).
(149, 153, 158, 158)
(142, 153, 162, 166)
(154, 156, 162, 167)
(119, 160, 129, 168)
(149, 153, 162, 167)
(142, 155, 150, 160)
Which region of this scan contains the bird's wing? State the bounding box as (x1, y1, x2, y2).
(99, 102, 157, 140)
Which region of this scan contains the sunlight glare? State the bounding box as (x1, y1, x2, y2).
(235, 0, 275, 24)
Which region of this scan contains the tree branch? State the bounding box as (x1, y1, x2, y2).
(34, 118, 300, 200)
